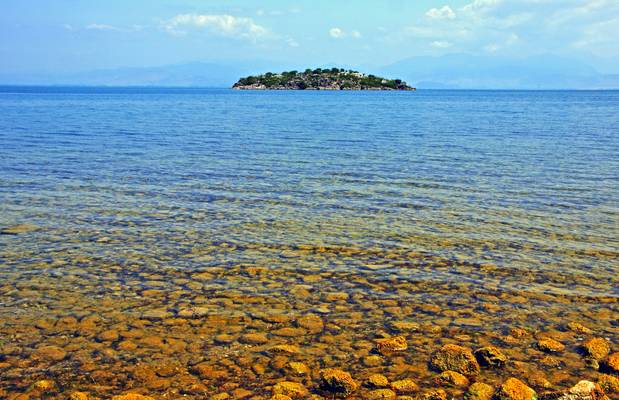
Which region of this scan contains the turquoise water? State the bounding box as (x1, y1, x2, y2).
(0, 87, 618, 398)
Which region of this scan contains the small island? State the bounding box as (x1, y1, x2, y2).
(232, 68, 416, 90)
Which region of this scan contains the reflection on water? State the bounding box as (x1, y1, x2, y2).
(0, 87, 618, 399)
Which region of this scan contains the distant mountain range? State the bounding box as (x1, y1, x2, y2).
(1, 54, 618, 89)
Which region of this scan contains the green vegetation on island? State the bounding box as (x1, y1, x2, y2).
(233, 68, 415, 90)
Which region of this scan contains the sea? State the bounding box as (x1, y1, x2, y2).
(0, 86, 618, 398)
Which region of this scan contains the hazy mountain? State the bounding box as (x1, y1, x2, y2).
(376, 53, 619, 89)
(1, 54, 617, 89)
(0, 61, 278, 87)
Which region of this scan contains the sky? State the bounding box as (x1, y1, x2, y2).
(1, 0, 619, 75)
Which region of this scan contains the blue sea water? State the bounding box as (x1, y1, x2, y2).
(0, 87, 618, 297)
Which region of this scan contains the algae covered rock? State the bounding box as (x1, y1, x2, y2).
(496, 378, 537, 400)
(420, 389, 448, 400)
(537, 338, 565, 353)
(434, 370, 469, 387)
(0, 223, 39, 235)
(475, 346, 508, 367)
(367, 374, 389, 388)
(582, 338, 611, 361)
(375, 336, 407, 355)
(540, 380, 609, 400)
(318, 368, 358, 397)
(111, 394, 156, 400)
(465, 382, 494, 400)
(598, 374, 619, 394)
(602, 352, 619, 373)
(390, 378, 419, 394)
(272, 381, 309, 399)
(430, 344, 480, 375)
(366, 389, 397, 400)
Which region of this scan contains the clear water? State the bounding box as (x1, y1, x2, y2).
(0, 87, 618, 398)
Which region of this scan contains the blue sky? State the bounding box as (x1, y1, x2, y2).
(1, 0, 618, 74)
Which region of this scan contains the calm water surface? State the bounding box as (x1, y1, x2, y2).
(0, 87, 617, 398)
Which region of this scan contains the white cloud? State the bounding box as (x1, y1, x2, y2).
(431, 40, 453, 48)
(286, 38, 300, 47)
(329, 27, 344, 38)
(86, 23, 122, 32)
(163, 14, 269, 41)
(462, 0, 501, 13)
(426, 5, 456, 20)
(329, 27, 362, 39)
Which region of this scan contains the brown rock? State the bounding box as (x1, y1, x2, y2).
(429, 344, 480, 375)
(598, 374, 619, 393)
(495, 378, 536, 400)
(465, 382, 494, 400)
(32, 345, 67, 361)
(318, 368, 358, 397)
(367, 374, 389, 388)
(32, 380, 56, 391)
(111, 395, 156, 400)
(0, 224, 38, 234)
(375, 336, 407, 355)
(272, 382, 309, 399)
(272, 327, 306, 337)
(566, 322, 592, 334)
(434, 370, 469, 387)
(366, 389, 397, 400)
(270, 395, 292, 400)
(583, 338, 611, 360)
(97, 329, 120, 342)
(270, 344, 300, 354)
(286, 362, 310, 375)
(420, 389, 447, 400)
(604, 352, 619, 373)
(239, 333, 269, 345)
(537, 338, 565, 353)
(363, 355, 384, 367)
(390, 378, 419, 393)
(541, 380, 609, 400)
(475, 346, 508, 367)
(296, 314, 324, 333)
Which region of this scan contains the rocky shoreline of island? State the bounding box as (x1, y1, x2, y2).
(232, 68, 416, 91)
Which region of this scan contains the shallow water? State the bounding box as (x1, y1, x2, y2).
(0, 87, 618, 399)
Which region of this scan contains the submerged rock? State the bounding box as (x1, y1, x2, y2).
(111, 394, 156, 400)
(366, 389, 397, 400)
(495, 378, 537, 400)
(433, 370, 469, 387)
(537, 338, 565, 353)
(429, 344, 480, 375)
(0, 224, 38, 235)
(390, 378, 419, 394)
(420, 389, 448, 400)
(272, 381, 309, 399)
(367, 374, 389, 388)
(598, 374, 619, 394)
(540, 380, 609, 400)
(474, 346, 508, 368)
(582, 338, 611, 360)
(602, 352, 619, 373)
(567, 322, 593, 334)
(375, 336, 407, 355)
(32, 345, 67, 361)
(465, 382, 494, 400)
(318, 368, 358, 397)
